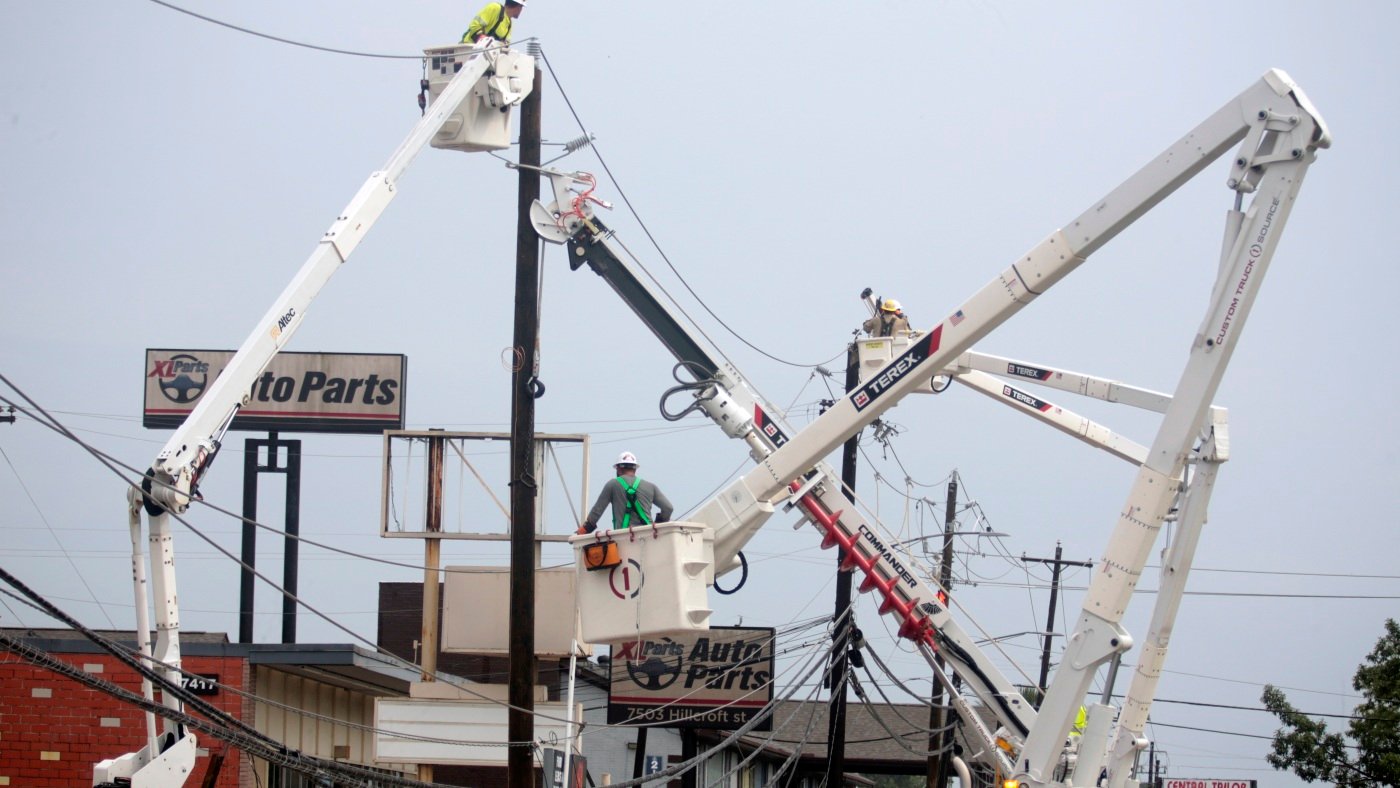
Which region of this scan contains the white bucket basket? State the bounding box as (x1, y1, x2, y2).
(570, 522, 714, 643)
(423, 44, 534, 152)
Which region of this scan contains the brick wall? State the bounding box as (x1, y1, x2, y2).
(0, 650, 245, 787)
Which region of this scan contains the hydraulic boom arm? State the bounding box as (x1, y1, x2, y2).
(100, 43, 534, 788)
(542, 68, 1326, 785)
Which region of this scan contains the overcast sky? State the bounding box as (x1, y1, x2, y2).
(2, 1, 1397, 785)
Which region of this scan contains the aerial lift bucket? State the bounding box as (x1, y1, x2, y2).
(570, 522, 714, 643)
(856, 333, 943, 394)
(423, 43, 534, 152)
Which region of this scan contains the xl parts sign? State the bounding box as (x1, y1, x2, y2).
(143, 349, 405, 434)
(608, 627, 774, 730)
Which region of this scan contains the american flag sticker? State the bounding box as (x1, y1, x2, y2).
(949, 310, 965, 326)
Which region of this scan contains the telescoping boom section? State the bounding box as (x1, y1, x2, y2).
(101, 42, 534, 788)
(544, 69, 1327, 786)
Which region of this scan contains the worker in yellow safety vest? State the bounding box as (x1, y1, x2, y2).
(462, 0, 525, 45)
(1069, 705, 1087, 739)
(578, 452, 675, 533)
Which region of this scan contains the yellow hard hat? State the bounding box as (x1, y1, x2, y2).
(881, 298, 902, 313)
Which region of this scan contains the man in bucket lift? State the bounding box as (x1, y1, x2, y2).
(578, 452, 674, 534)
(863, 298, 911, 337)
(462, 0, 525, 46)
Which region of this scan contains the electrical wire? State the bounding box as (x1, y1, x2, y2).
(536, 47, 843, 372)
(0, 570, 451, 787)
(0, 379, 579, 729)
(144, 0, 457, 60)
(0, 442, 117, 628)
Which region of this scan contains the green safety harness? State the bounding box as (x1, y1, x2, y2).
(617, 476, 651, 529)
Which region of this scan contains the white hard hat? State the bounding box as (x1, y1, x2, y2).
(615, 451, 638, 467)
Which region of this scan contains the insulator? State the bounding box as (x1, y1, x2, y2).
(562, 132, 596, 154)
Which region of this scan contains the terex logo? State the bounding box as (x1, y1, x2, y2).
(1007, 363, 1052, 381)
(1002, 384, 1053, 413)
(851, 327, 942, 412)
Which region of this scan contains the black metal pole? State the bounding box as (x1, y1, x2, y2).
(631, 727, 648, 780)
(238, 438, 259, 643)
(507, 61, 543, 788)
(825, 343, 860, 788)
(281, 439, 301, 644)
(681, 729, 697, 788)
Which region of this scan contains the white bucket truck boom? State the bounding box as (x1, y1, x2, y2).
(537, 68, 1327, 785)
(99, 41, 534, 788)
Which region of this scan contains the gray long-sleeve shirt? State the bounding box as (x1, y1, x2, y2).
(585, 476, 674, 529)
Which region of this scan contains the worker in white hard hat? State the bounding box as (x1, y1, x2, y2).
(462, 0, 525, 46)
(863, 297, 911, 337)
(578, 451, 675, 534)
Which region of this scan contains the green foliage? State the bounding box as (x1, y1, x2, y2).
(1262, 618, 1400, 786)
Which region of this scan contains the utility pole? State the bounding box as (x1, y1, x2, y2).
(825, 343, 860, 788)
(507, 60, 543, 788)
(927, 473, 958, 788)
(417, 431, 445, 783)
(1021, 543, 1092, 704)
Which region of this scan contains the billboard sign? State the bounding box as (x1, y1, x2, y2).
(608, 626, 774, 730)
(374, 699, 576, 766)
(143, 349, 405, 434)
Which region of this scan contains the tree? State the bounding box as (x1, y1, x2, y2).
(1262, 618, 1400, 786)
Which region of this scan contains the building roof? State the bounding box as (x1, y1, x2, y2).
(1, 628, 428, 696)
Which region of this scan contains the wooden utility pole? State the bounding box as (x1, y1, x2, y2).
(417, 431, 445, 782)
(1021, 543, 1093, 704)
(927, 473, 958, 788)
(508, 61, 543, 788)
(825, 343, 860, 788)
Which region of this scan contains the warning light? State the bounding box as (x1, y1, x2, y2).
(1003, 781, 1020, 788)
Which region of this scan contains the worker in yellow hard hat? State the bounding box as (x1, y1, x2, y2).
(462, 0, 525, 46)
(863, 298, 911, 337)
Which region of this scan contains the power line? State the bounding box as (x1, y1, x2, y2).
(144, 0, 425, 59)
(537, 47, 841, 371)
(0, 444, 117, 628)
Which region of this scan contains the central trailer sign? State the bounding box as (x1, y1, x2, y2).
(1160, 780, 1257, 788)
(608, 626, 774, 730)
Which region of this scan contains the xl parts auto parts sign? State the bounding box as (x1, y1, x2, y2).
(608, 626, 774, 730)
(143, 349, 405, 434)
